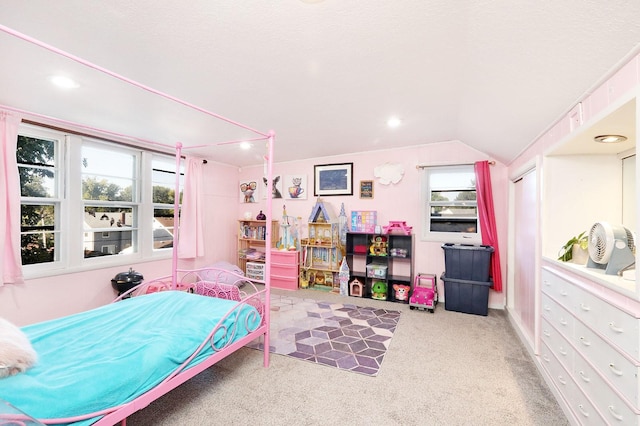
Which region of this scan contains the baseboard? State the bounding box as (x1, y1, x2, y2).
(505, 308, 579, 426)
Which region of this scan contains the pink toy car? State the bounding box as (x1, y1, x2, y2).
(409, 273, 438, 313)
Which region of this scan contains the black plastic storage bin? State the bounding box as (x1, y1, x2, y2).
(441, 274, 492, 316)
(442, 243, 494, 282)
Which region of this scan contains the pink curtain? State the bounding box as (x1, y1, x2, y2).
(475, 161, 502, 292)
(177, 158, 204, 259)
(0, 111, 23, 285)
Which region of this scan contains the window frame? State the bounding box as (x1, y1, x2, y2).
(81, 139, 141, 261)
(17, 126, 64, 273)
(420, 164, 481, 244)
(150, 154, 184, 253)
(18, 124, 178, 279)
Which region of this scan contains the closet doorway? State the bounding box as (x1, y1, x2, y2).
(512, 168, 537, 348)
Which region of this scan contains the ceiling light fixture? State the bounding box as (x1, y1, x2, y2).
(50, 75, 79, 89)
(594, 134, 627, 143)
(240, 141, 252, 150)
(387, 117, 402, 128)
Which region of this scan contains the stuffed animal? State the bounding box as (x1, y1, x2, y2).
(393, 284, 411, 301)
(0, 317, 37, 378)
(371, 281, 388, 300)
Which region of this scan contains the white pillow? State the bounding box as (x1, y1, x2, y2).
(0, 317, 37, 378)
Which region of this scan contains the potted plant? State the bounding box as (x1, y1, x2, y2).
(557, 231, 589, 263)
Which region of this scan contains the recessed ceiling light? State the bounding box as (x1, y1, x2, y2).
(387, 117, 402, 128)
(50, 75, 79, 89)
(594, 134, 627, 143)
(240, 142, 252, 150)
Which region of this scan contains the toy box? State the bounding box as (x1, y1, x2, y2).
(351, 210, 377, 233)
(441, 273, 491, 316)
(442, 243, 494, 281)
(366, 264, 387, 279)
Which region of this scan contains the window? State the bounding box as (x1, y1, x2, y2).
(421, 165, 480, 243)
(17, 124, 181, 278)
(81, 141, 139, 258)
(17, 133, 60, 266)
(151, 155, 183, 251)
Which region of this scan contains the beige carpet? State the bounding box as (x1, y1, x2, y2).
(127, 288, 568, 426)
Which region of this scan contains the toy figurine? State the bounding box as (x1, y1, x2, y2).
(338, 257, 349, 296)
(369, 235, 388, 256)
(371, 281, 388, 300)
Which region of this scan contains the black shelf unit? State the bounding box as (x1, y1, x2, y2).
(345, 232, 414, 303)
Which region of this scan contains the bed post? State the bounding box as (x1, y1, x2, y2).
(263, 130, 275, 368)
(172, 142, 183, 290)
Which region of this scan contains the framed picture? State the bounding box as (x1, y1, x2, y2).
(239, 179, 259, 203)
(262, 175, 283, 199)
(284, 174, 308, 199)
(314, 163, 353, 196)
(359, 180, 374, 199)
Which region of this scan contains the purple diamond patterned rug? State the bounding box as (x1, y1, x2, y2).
(247, 294, 401, 376)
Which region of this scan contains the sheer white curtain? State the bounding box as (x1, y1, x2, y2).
(0, 111, 23, 285)
(177, 157, 204, 259)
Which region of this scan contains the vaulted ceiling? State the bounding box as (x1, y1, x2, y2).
(1, 1, 640, 166)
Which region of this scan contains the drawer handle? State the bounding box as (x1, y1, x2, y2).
(577, 404, 590, 418)
(559, 347, 567, 356)
(607, 405, 624, 421)
(558, 375, 567, 385)
(579, 303, 591, 312)
(608, 322, 624, 333)
(544, 279, 550, 287)
(579, 337, 591, 347)
(542, 354, 550, 363)
(560, 290, 568, 297)
(544, 305, 551, 312)
(543, 330, 551, 337)
(609, 363, 623, 376)
(579, 370, 591, 382)
(559, 318, 568, 326)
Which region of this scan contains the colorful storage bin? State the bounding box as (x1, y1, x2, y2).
(366, 264, 387, 279)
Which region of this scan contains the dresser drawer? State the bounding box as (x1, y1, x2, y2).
(541, 268, 574, 302)
(271, 250, 299, 264)
(543, 266, 640, 360)
(541, 317, 574, 371)
(540, 340, 577, 399)
(540, 341, 607, 426)
(271, 263, 299, 277)
(574, 320, 640, 408)
(571, 285, 640, 360)
(574, 354, 640, 425)
(541, 293, 574, 337)
(271, 274, 299, 291)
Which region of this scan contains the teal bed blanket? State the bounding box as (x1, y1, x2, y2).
(0, 291, 261, 425)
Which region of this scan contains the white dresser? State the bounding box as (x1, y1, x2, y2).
(540, 265, 640, 425)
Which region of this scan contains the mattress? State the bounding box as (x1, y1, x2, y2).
(0, 291, 260, 425)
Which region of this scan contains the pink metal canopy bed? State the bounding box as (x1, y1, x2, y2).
(0, 24, 274, 425)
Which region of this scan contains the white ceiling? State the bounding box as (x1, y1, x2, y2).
(1, 1, 640, 166)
